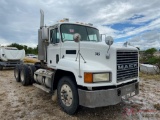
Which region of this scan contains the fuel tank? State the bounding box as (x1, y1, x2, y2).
(34, 69, 54, 88)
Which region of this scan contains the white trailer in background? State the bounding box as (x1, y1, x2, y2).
(14, 10, 139, 115)
(0, 46, 25, 70)
(140, 64, 159, 74)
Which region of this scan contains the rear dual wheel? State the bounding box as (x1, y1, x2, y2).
(14, 64, 36, 86)
(28, 65, 36, 84)
(14, 65, 21, 82)
(20, 65, 30, 86)
(0, 65, 3, 70)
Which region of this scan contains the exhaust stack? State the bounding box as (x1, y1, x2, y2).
(38, 9, 48, 62)
(40, 9, 44, 28)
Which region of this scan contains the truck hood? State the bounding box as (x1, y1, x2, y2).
(62, 41, 138, 60)
(0, 48, 25, 61)
(61, 41, 138, 71)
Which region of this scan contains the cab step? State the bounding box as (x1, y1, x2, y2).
(33, 83, 50, 93)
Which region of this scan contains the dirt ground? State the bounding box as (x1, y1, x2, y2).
(0, 69, 160, 120)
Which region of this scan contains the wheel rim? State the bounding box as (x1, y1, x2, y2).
(60, 84, 73, 106)
(20, 70, 25, 82)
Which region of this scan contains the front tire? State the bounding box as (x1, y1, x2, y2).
(57, 76, 79, 115)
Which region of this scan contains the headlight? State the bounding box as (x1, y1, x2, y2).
(84, 72, 110, 83)
(93, 73, 110, 82)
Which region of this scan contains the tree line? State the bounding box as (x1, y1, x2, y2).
(7, 43, 38, 54)
(140, 48, 159, 64)
(140, 48, 160, 73)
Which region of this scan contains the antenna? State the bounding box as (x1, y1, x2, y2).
(40, 9, 44, 29)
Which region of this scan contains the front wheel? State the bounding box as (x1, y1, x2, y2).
(57, 76, 79, 115)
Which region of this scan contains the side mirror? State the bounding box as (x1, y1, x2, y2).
(105, 36, 114, 46)
(42, 27, 49, 40)
(73, 33, 81, 42)
(105, 36, 114, 59)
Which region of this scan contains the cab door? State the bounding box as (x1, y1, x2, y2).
(47, 28, 61, 68)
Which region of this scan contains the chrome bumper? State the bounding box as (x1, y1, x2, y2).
(78, 82, 139, 108)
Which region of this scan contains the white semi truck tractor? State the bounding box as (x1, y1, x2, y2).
(14, 10, 139, 115)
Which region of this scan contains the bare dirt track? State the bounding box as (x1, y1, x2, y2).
(0, 69, 160, 120)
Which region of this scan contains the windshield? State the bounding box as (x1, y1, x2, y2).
(60, 24, 100, 42)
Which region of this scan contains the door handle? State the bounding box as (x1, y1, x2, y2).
(56, 54, 59, 63)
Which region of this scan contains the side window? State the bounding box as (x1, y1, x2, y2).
(88, 34, 97, 41)
(50, 28, 60, 44)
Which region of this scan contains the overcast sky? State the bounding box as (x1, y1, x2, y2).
(0, 0, 160, 50)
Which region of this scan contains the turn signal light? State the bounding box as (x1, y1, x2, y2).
(84, 73, 93, 83)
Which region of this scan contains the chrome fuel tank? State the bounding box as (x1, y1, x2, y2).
(34, 69, 54, 88)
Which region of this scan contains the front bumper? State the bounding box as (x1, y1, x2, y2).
(78, 82, 139, 108)
(0, 61, 23, 67)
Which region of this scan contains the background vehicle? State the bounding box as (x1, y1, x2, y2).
(26, 54, 37, 58)
(0, 46, 25, 70)
(14, 10, 139, 115)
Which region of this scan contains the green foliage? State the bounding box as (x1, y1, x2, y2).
(147, 56, 159, 64)
(7, 43, 38, 54)
(7, 43, 24, 50)
(144, 48, 157, 56)
(141, 48, 160, 73)
(140, 48, 157, 64)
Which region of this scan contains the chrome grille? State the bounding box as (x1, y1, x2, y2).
(117, 50, 138, 82)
